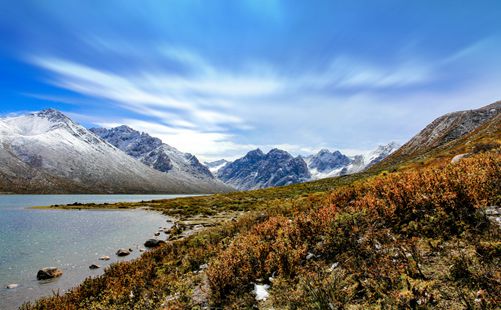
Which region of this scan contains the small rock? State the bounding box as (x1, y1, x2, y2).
(98, 256, 110, 261)
(6, 284, 18, 289)
(129, 248, 133, 252)
(89, 264, 100, 269)
(37, 267, 63, 280)
(144, 239, 166, 248)
(451, 153, 469, 163)
(116, 248, 130, 256)
(306, 252, 315, 260)
(485, 206, 501, 227)
(199, 263, 208, 270)
(154, 232, 160, 236)
(328, 262, 339, 271)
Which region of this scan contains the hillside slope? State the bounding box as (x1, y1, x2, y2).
(375, 101, 500, 170)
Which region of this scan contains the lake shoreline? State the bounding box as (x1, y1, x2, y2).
(0, 194, 197, 310)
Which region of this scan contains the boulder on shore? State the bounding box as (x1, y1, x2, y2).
(451, 153, 469, 163)
(37, 267, 63, 280)
(116, 248, 131, 256)
(144, 239, 166, 248)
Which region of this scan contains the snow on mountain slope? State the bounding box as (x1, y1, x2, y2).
(90, 126, 214, 181)
(305, 149, 352, 179)
(217, 149, 310, 190)
(204, 159, 229, 174)
(304, 143, 400, 180)
(0, 109, 230, 194)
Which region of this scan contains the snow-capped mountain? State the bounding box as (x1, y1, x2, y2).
(304, 149, 352, 179)
(212, 143, 399, 189)
(204, 159, 229, 174)
(0, 109, 230, 194)
(306, 142, 401, 179)
(90, 126, 213, 180)
(217, 149, 311, 190)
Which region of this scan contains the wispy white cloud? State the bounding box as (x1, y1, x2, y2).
(29, 40, 497, 160)
(300, 56, 433, 89)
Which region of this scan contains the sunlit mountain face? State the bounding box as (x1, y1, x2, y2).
(1, 1, 501, 162)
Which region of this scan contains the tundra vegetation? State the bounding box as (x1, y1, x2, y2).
(22, 148, 500, 309)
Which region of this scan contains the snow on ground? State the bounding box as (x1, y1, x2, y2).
(253, 283, 270, 301)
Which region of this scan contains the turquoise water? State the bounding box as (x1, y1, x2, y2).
(0, 194, 190, 310)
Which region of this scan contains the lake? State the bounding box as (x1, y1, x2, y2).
(0, 194, 191, 310)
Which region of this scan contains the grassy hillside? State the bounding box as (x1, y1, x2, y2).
(22, 148, 501, 309)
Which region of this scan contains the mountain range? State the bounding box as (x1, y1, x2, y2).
(216, 149, 311, 190)
(0, 109, 230, 194)
(3, 102, 496, 194)
(206, 142, 400, 190)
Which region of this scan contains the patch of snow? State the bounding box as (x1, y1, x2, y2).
(253, 283, 270, 301)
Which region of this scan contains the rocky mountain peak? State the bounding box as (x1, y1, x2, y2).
(35, 109, 70, 122)
(247, 148, 265, 158)
(217, 148, 310, 190)
(91, 126, 214, 180)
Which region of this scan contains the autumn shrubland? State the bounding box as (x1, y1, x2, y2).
(22, 150, 500, 309)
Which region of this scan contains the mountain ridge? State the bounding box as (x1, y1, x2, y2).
(90, 125, 214, 181)
(0, 109, 231, 194)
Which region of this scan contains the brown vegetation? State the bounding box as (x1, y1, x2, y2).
(22, 151, 501, 309)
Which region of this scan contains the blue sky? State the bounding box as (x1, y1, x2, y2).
(0, 0, 500, 160)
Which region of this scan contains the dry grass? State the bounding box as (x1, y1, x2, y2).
(22, 151, 500, 309)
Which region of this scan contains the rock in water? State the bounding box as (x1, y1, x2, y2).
(98, 255, 110, 261)
(6, 284, 18, 289)
(116, 248, 130, 256)
(144, 239, 166, 248)
(37, 267, 63, 280)
(89, 264, 100, 269)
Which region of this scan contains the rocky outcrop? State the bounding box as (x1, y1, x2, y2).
(37, 267, 63, 280)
